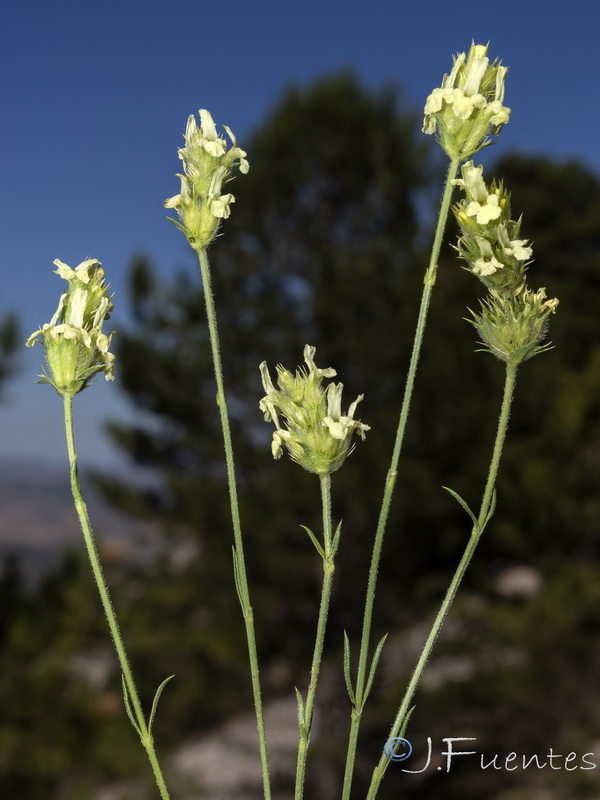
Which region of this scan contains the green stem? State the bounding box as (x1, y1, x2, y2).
(341, 156, 460, 800)
(196, 246, 271, 800)
(366, 362, 518, 800)
(295, 474, 334, 800)
(63, 394, 171, 800)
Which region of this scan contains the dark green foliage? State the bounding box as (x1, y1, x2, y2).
(0, 551, 147, 798)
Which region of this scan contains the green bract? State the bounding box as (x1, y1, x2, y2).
(259, 345, 370, 475)
(26, 259, 115, 396)
(471, 288, 559, 365)
(165, 109, 249, 249)
(423, 43, 510, 160)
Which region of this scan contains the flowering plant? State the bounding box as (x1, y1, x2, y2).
(26, 41, 560, 800)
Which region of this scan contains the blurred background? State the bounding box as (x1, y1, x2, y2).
(2, 1, 600, 798)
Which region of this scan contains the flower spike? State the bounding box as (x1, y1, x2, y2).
(26, 259, 115, 396)
(165, 109, 249, 249)
(259, 345, 370, 475)
(423, 43, 511, 160)
(452, 161, 559, 365)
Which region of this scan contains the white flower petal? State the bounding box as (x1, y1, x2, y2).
(325, 383, 343, 419)
(346, 393, 364, 420)
(199, 109, 218, 141)
(210, 193, 235, 219)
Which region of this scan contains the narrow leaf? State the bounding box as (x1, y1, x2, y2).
(300, 525, 326, 560)
(231, 546, 244, 607)
(148, 674, 175, 734)
(295, 687, 307, 738)
(343, 631, 356, 706)
(482, 488, 497, 532)
(330, 520, 343, 559)
(442, 486, 479, 531)
(121, 674, 142, 738)
(398, 705, 416, 738)
(362, 633, 388, 711)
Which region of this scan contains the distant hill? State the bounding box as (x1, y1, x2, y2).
(0, 458, 158, 588)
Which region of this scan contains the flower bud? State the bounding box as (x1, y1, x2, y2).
(471, 288, 559, 365)
(165, 109, 249, 249)
(259, 345, 370, 475)
(26, 259, 115, 396)
(423, 43, 510, 160)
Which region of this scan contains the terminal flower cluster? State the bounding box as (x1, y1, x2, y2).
(453, 163, 558, 365)
(259, 345, 370, 475)
(423, 43, 510, 160)
(165, 109, 249, 249)
(26, 259, 115, 396)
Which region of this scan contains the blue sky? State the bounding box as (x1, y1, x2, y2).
(2, 0, 599, 468)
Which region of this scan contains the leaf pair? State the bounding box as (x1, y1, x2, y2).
(122, 674, 175, 746)
(301, 520, 342, 561)
(343, 631, 388, 713)
(443, 486, 497, 535)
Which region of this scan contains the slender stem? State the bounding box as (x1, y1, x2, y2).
(295, 474, 334, 800)
(341, 157, 460, 800)
(366, 362, 518, 800)
(195, 246, 271, 800)
(63, 394, 171, 800)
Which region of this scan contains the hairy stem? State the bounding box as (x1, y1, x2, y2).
(63, 394, 171, 800)
(196, 246, 271, 800)
(366, 362, 518, 800)
(341, 156, 460, 799)
(295, 474, 334, 800)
